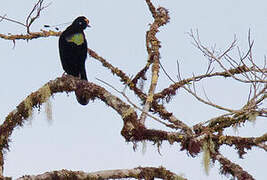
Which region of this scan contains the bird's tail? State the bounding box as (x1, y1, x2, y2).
(75, 90, 89, 105)
(75, 77, 89, 105)
(80, 67, 87, 81)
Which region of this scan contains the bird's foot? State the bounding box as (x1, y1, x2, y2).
(61, 72, 68, 77)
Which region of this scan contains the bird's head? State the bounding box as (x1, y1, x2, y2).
(72, 16, 90, 30)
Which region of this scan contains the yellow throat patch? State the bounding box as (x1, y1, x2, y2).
(66, 33, 84, 45)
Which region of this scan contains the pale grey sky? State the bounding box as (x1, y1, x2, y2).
(0, 0, 266, 179)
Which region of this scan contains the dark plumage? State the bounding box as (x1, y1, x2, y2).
(59, 16, 90, 105)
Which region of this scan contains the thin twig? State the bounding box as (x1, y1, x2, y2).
(183, 84, 236, 113)
(159, 60, 176, 83)
(0, 15, 27, 27)
(96, 78, 172, 128)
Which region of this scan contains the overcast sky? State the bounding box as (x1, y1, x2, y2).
(0, 0, 266, 179)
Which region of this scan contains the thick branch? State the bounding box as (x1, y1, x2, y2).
(140, 3, 170, 124)
(145, 0, 157, 18)
(0, 30, 60, 40)
(0, 30, 192, 134)
(194, 111, 257, 133)
(88, 47, 192, 134)
(131, 57, 151, 85)
(0, 76, 195, 177)
(0, 151, 3, 178)
(17, 166, 186, 180)
(139, 56, 160, 124)
(212, 152, 255, 180)
(0, 76, 138, 153)
(215, 134, 267, 158)
(88, 48, 147, 101)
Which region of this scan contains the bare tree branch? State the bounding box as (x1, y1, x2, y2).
(0, 0, 50, 34)
(154, 65, 254, 101)
(182, 83, 237, 113)
(0, 14, 27, 27)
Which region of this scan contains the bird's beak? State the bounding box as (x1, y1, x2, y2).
(84, 18, 91, 28)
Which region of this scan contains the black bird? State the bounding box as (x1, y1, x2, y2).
(59, 16, 90, 105)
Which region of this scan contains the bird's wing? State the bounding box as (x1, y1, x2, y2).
(65, 33, 85, 46)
